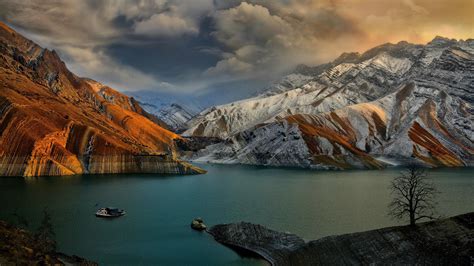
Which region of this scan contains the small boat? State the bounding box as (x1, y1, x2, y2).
(95, 207, 126, 218)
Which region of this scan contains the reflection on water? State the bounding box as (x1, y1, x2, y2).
(0, 164, 473, 265)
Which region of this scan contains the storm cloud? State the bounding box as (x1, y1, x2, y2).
(0, 0, 472, 98)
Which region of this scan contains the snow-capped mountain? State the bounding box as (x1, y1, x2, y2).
(184, 37, 474, 169)
(126, 91, 205, 132)
(138, 101, 197, 132)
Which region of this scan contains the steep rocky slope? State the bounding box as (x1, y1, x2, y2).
(209, 212, 474, 265)
(185, 37, 473, 169)
(84, 79, 172, 130)
(138, 101, 197, 133)
(0, 21, 204, 177)
(126, 91, 204, 133)
(184, 40, 426, 138)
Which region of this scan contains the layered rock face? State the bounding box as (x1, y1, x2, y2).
(185, 37, 473, 169)
(0, 22, 204, 177)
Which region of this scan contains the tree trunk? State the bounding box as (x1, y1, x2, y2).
(409, 211, 415, 226)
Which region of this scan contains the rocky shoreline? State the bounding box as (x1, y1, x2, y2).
(209, 222, 304, 265)
(0, 220, 96, 265)
(208, 212, 474, 265)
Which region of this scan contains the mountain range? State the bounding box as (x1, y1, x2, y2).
(1, 19, 472, 173)
(125, 90, 205, 133)
(0, 22, 204, 177)
(183, 37, 473, 169)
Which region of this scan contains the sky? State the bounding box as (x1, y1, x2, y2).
(0, 0, 473, 103)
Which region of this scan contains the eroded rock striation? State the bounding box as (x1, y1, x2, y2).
(209, 212, 474, 266)
(185, 37, 474, 169)
(0, 21, 204, 177)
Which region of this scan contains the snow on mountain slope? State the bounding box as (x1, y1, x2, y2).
(185, 37, 474, 169)
(139, 102, 197, 132)
(189, 81, 472, 168)
(126, 92, 204, 132)
(185, 45, 411, 138)
(366, 52, 413, 75)
(259, 73, 314, 96)
(185, 38, 472, 140)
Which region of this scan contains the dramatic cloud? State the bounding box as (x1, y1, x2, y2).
(205, 2, 294, 79)
(60, 45, 166, 91)
(329, 0, 473, 46)
(203, 0, 473, 80)
(133, 0, 213, 37)
(0, 0, 213, 91)
(134, 13, 198, 37)
(0, 0, 472, 98)
(204, 1, 362, 80)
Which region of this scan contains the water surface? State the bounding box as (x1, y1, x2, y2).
(0, 164, 472, 265)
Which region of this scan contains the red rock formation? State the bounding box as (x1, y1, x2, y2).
(0, 21, 204, 177)
(286, 105, 386, 169)
(284, 93, 469, 168)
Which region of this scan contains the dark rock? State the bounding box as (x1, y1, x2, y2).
(208, 222, 305, 265)
(175, 137, 222, 152)
(0, 220, 97, 265)
(209, 212, 474, 266)
(191, 218, 207, 231)
(56, 253, 97, 266)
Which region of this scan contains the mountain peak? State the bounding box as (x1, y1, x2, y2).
(428, 36, 457, 46)
(333, 52, 360, 64)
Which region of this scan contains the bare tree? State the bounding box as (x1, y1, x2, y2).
(34, 208, 56, 253)
(388, 165, 439, 226)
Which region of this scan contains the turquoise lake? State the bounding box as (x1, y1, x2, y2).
(0, 164, 473, 265)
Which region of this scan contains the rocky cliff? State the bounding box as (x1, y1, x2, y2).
(0, 21, 204, 177)
(185, 37, 473, 169)
(209, 212, 474, 265)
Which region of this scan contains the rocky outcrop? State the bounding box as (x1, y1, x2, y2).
(209, 212, 474, 266)
(185, 37, 473, 169)
(0, 21, 205, 177)
(209, 222, 305, 265)
(190, 218, 207, 231)
(0, 220, 97, 265)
